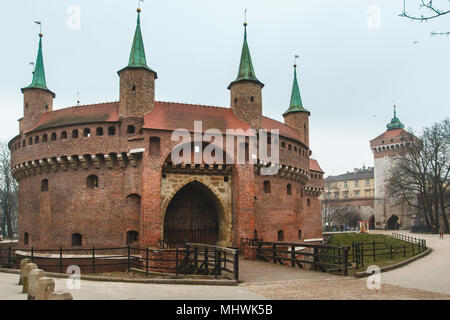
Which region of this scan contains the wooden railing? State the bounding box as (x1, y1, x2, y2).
(253, 241, 350, 276)
(0, 243, 240, 281)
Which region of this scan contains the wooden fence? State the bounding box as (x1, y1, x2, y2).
(348, 234, 427, 269)
(251, 240, 350, 276)
(0, 243, 239, 281)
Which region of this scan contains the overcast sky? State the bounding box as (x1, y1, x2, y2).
(0, 0, 449, 176)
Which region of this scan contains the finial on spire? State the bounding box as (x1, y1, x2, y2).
(77, 92, 80, 106)
(294, 55, 299, 68)
(244, 8, 247, 26)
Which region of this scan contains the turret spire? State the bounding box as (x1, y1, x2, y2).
(119, 7, 156, 75)
(228, 21, 263, 89)
(386, 104, 405, 130)
(22, 33, 53, 94)
(283, 64, 310, 116)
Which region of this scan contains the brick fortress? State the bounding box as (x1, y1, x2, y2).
(9, 9, 324, 249)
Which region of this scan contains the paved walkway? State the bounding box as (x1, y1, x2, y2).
(0, 272, 267, 300)
(239, 258, 449, 300)
(374, 230, 450, 295)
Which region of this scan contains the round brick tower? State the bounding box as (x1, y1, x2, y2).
(20, 33, 55, 135)
(228, 22, 264, 129)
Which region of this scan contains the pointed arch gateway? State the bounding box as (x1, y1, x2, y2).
(163, 181, 222, 246)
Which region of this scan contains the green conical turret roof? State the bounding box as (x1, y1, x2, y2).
(228, 23, 264, 89)
(22, 34, 54, 96)
(386, 105, 405, 130)
(118, 8, 157, 76)
(283, 65, 310, 116)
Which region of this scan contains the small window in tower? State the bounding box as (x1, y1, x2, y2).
(307, 198, 311, 207)
(234, 98, 237, 104)
(224, 176, 229, 182)
(294, 146, 297, 152)
(28, 137, 33, 145)
(61, 131, 67, 139)
(287, 184, 292, 195)
(301, 188, 303, 198)
(132, 85, 136, 91)
(278, 230, 284, 242)
(251, 96, 254, 102)
(127, 125, 136, 134)
(34, 136, 39, 144)
(264, 181, 271, 194)
(281, 142, 286, 148)
(83, 128, 91, 137)
(24, 233, 29, 246)
(23, 140, 26, 147)
(51, 133, 57, 141)
(96, 127, 104, 136)
(72, 233, 82, 247)
(72, 130, 79, 139)
(108, 126, 116, 135)
(41, 179, 49, 192)
(126, 230, 139, 245)
(288, 144, 292, 151)
(45, 104, 48, 110)
(298, 229, 302, 240)
(25, 103, 28, 109)
(87, 175, 99, 189)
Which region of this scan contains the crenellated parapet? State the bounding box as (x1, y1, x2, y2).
(254, 160, 309, 184)
(11, 150, 143, 181)
(303, 186, 324, 197)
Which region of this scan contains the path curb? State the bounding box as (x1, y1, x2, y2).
(0, 268, 238, 286)
(354, 247, 433, 278)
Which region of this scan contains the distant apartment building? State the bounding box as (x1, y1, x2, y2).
(322, 167, 375, 228)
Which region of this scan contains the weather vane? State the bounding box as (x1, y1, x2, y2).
(77, 92, 80, 106)
(244, 8, 247, 23)
(34, 21, 42, 34)
(294, 55, 300, 67)
(138, 0, 144, 9)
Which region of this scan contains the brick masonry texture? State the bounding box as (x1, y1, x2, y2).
(9, 65, 323, 251)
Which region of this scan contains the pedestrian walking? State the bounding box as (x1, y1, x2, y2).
(439, 225, 444, 240)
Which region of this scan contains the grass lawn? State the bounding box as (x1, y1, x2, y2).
(325, 233, 426, 273)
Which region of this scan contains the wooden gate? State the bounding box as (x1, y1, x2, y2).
(164, 183, 219, 246)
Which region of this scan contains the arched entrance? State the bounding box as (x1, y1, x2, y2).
(369, 215, 375, 230)
(164, 182, 219, 246)
(387, 215, 399, 230)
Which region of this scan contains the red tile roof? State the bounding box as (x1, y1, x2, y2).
(29, 100, 303, 143)
(143, 102, 251, 133)
(30, 102, 119, 132)
(309, 158, 324, 173)
(370, 128, 408, 142)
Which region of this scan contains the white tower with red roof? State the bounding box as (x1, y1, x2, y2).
(370, 106, 415, 230)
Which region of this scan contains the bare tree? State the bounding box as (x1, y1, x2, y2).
(400, 0, 450, 21)
(385, 120, 449, 232)
(0, 142, 18, 239)
(400, 0, 450, 36)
